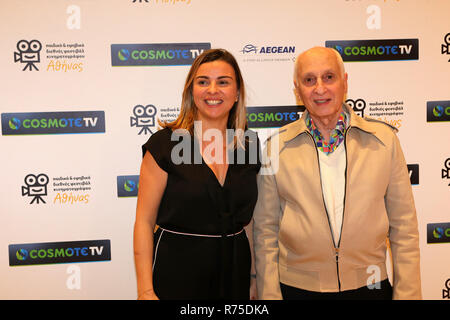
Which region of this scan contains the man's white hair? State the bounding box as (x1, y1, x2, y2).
(293, 46, 345, 84)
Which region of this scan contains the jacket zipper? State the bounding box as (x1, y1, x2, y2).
(306, 127, 350, 292)
(336, 127, 350, 291)
(335, 247, 340, 291)
(338, 128, 350, 248)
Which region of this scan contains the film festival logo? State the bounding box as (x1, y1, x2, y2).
(352, 97, 404, 129)
(20, 173, 92, 205)
(13, 38, 85, 73)
(442, 33, 450, 62)
(14, 40, 42, 71)
(130, 104, 157, 135)
(21, 173, 49, 204)
(442, 158, 450, 186)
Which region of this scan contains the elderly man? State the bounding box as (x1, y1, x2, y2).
(253, 46, 421, 300)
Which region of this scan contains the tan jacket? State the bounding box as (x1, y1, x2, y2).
(253, 104, 421, 299)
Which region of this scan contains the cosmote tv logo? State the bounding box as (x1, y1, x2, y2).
(246, 106, 306, 128)
(325, 38, 419, 62)
(9, 240, 111, 266)
(427, 101, 450, 122)
(1, 111, 105, 135)
(111, 42, 211, 66)
(117, 175, 139, 197)
(427, 223, 450, 244)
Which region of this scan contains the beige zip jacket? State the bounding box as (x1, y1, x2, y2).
(253, 104, 421, 299)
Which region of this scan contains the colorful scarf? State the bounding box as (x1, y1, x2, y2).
(306, 112, 347, 155)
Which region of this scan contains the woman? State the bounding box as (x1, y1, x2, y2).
(133, 49, 261, 300)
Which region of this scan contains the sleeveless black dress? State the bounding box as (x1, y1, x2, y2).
(142, 128, 261, 299)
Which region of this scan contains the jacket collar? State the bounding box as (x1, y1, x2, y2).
(281, 103, 395, 146)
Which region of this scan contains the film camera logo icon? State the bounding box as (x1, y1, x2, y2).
(442, 158, 450, 186)
(21, 173, 49, 204)
(346, 99, 366, 118)
(130, 104, 157, 135)
(442, 33, 450, 62)
(443, 279, 450, 299)
(14, 40, 42, 71)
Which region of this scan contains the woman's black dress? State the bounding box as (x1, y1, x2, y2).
(142, 128, 261, 300)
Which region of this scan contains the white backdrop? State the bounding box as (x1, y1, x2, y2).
(0, 0, 449, 300)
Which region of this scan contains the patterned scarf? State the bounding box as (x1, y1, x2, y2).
(306, 112, 347, 155)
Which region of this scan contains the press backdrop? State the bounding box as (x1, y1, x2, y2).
(0, 0, 449, 300)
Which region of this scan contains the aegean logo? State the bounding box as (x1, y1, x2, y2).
(240, 43, 296, 63)
(240, 44, 295, 54)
